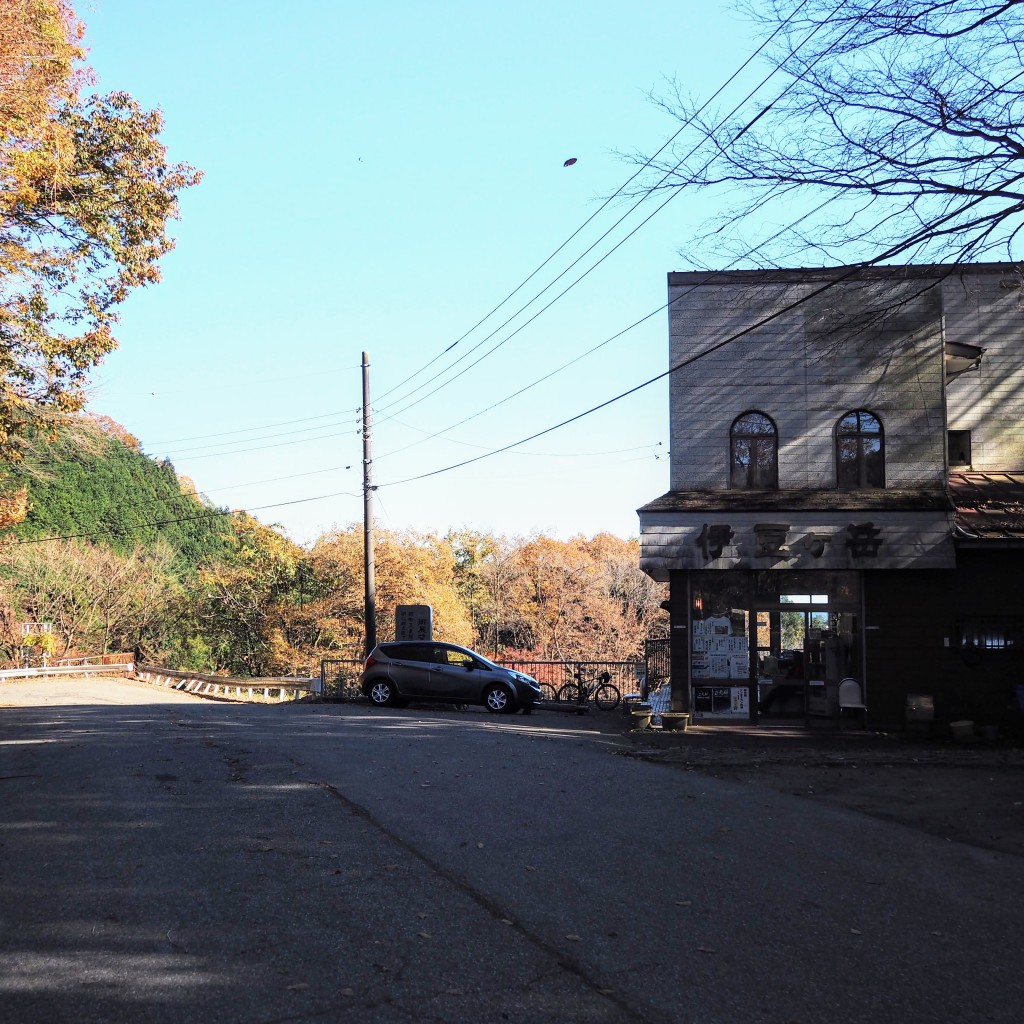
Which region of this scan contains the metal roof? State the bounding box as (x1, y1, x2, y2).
(638, 488, 952, 515)
(949, 473, 1024, 541)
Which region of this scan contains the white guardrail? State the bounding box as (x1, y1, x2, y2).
(135, 665, 320, 702)
(0, 662, 136, 680)
(0, 662, 320, 702)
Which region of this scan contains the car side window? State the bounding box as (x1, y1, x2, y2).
(386, 644, 435, 664)
(440, 647, 475, 668)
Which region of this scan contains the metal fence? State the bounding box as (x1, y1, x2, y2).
(500, 660, 646, 705)
(318, 644, 670, 706)
(320, 658, 366, 700)
(644, 637, 671, 694)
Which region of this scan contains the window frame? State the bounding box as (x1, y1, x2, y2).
(835, 410, 885, 489)
(948, 429, 972, 468)
(729, 411, 779, 490)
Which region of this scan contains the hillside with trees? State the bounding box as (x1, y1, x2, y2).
(0, 418, 667, 674)
(8, 416, 235, 566)
(0, 1, 667, 677)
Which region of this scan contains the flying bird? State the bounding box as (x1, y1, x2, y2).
(563, 157, 577, 167)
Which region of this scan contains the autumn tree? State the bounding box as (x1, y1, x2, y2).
(0, 1, 82, 143)
(0, 1, 201, 461)
(638, 0, 1024, 267)
(0, 537, 178, 658)
(305, 527, 474, 656)
(471, 534, 668, 663)
(189, 516, 303, 676)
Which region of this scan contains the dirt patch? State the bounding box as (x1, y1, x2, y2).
(617, 730, 1024, 857)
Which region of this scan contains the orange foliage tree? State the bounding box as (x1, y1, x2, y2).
(302, 527, 474, 658)
(0, 1, 201, 461)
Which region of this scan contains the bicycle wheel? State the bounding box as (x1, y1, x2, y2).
(593, 683, 621, 711)
(538, 682, 559, 702)
(557, 683, 581, 704)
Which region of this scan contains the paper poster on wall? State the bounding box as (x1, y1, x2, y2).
(692, 685, 750, 718)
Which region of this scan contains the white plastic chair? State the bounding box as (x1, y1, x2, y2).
(837, 677, 867, 729)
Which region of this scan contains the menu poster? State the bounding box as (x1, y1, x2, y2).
(692, 685, 749, 718)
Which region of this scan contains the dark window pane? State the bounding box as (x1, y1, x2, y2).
(753, 439, 777, 487)
(836, 410, 884, 488)
(837, 438, 859, 487)
(862, 438, 883, 487)
(731, 438, 752, 487)
(735, 412, 775, 435)
(731, 412, 778, 489)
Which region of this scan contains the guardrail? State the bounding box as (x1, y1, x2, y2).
(56, 653, 135, 667)
(0, 662, 135, 681)
(135, 665, 320, 702)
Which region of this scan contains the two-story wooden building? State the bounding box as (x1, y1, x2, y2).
(639, 262, 1024, 733)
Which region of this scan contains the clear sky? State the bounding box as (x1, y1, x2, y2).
(80, 1, 763, 546)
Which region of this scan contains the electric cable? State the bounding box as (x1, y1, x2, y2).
(370, 1, 814, 408)
(376, 186, 1003, 490)
(146, 406, 361, 448)
(371, 1, 859, 424)
(374, 193, 843, 463)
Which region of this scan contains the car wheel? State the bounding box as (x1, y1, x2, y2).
(484, 684, 515, 714)
(368, 679, 398, 706)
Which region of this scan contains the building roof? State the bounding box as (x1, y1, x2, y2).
(948, 473, 1024, 541)
(666, 262, 1024, 288)
(638, 489, 953, 515)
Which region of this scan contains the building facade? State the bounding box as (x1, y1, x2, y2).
(639, 263, 1024, 732)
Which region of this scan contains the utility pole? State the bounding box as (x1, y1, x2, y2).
(362, 352, 377, 656)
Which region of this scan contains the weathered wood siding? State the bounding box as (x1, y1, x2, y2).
(667, 273, 947, 492)
(943, 270, 1024, 470)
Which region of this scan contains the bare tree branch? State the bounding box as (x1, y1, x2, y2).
(636, 0, 1024, 266)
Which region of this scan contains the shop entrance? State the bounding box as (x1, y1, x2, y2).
(688, 571, 862, 724)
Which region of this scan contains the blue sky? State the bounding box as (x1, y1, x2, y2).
(81, 1, 763, 546)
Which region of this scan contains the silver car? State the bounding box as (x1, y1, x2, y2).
(360, 641, 543, 714)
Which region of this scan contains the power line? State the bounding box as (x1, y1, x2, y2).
(160, 424, 362, 461)
(376, 194, 992, 490)
(14, 489, 363, 546)
(374, 193, 843, 464)
(145, 406, 361, 448)
(370, 0, 820, 416)
(372, 1, 855, 424)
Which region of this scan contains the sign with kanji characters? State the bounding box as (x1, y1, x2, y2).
(695, 523, 734, 561)
(846, 522, 883, 558)
(395, 605, 433, 642)
(753, 522, 790, 558)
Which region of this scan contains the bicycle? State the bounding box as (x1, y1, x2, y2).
(557, 669, 621, 710)
(538, 681, 560, 702)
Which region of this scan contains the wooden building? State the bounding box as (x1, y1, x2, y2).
(638, 263, 1024, 733)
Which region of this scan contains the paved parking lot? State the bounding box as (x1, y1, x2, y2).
(3, 675, 1023, 1023)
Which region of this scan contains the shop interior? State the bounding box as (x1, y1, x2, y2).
(689, 571, 863, 723)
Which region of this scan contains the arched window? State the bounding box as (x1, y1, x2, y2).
(836, 410, 884, 488)
(730, 412, 778, 489)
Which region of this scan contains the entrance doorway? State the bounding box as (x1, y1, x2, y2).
(688, 571, 862, 724)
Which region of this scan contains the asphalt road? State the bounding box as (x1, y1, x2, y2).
(2, 676, 1022, 1024)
